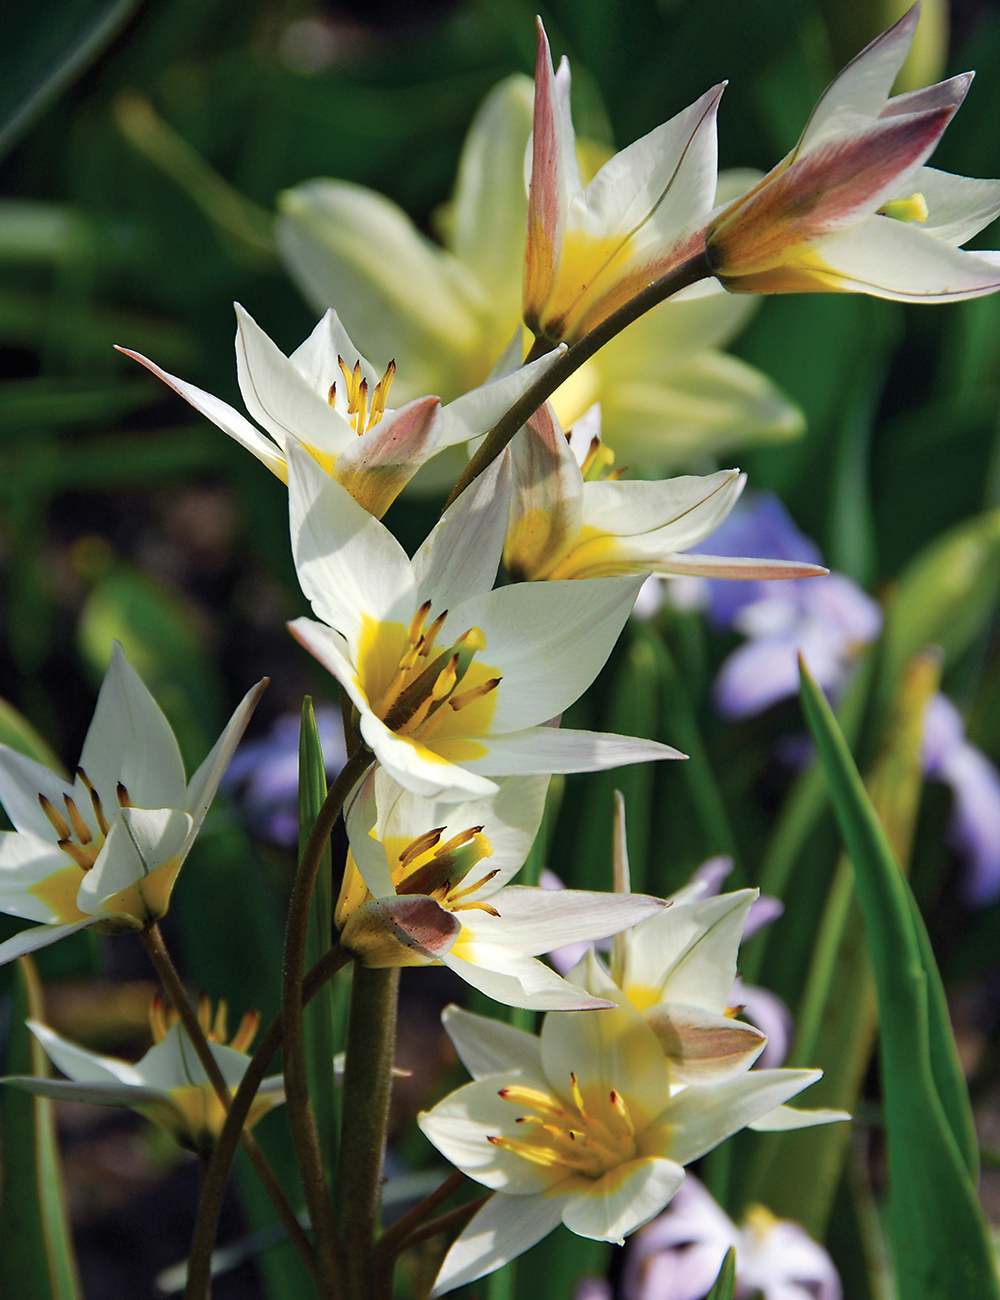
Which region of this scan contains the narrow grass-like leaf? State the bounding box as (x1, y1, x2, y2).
(799, 659, 998, 1300)
(706, 1247, 736, 1300)
(300, 696, 339, 1185)
(0, 958, 83, 1300)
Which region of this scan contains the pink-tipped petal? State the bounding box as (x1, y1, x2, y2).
(331, 395, 442, 518)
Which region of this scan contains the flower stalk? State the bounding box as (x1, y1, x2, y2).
(336, 965, 400, 1300)
(444, 249, 712, 507)
(281, 744, 374, 1297)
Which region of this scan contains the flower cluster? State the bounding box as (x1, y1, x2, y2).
(0, 6, 996, 1298)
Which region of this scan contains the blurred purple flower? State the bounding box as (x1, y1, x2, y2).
(922, 693, 1000, 908)
(222, 707, 346, 847)
(693, 493, 881, 721)
(620, 1175, 841, 1300)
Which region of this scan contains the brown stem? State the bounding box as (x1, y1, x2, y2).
(444, 249, 712, 509)
(282, 746, 374, 1296)
(183, 944, 351, 1300)
(139, 925, 317, 1292)
(375, 1170, 468, 1262)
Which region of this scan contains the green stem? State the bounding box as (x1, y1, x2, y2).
(444, 250, 712, 508)
(139, 925, 317, 1292)
(337, 965, 400, 1300)
(184, 944, 351, 1300)
(282, 746, 374, 1297)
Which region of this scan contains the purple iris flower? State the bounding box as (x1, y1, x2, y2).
(692, 493, 882, 721)
(222, 707, 346, 847)
(615, 1175, 841, 1300)
(922, 693, 1000, 908)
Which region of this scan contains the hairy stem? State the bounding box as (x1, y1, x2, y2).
(444, 249, 712, 508)
(139, 925, 317, 1293)
(337, 965, 400, 1300)
(282, 745, 373, 1297)
(184, 944, 351, 1300)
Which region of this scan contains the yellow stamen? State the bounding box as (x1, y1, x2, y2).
(77, 768, 111, 836)
(57, 839, 94, 870)
(368, 360, 396, 428)
(39, 795, 72, 841)
(446, 868, 499, 903)
(418, 610, 449, 655)
(198, 992, 213, 1037)
(212, 999, 229, 1043)
(229, 1009, 260, 1054)
(432, 655, 460, 702)
(63, 795, 92, 846)
(449, 899, 500, 916)
(879, 192, 928, 224)
(498, 1085, 567, 1117)
(399, 826, 446, 868)
(150, 992, 171, 1044)
(116, 782, 132, 809)
(448, 677, 501, 712)
(437, 827, 483, 855)
(327, 382, 336, 406)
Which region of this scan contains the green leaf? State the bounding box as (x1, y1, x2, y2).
(0, 696, 65, 775)
(799, 659, 998, 1300)
(0, 0, 140, 161)
(706, 1247, 736, 1300)
(300, 696, 339, 1186)
(0, 958, 83, 1300)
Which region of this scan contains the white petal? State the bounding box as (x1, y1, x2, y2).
(623, 891, 757, 1016)
(599, 350, 805, 470)
(234, 304, 352, 460)
(276, 180, 483, 400)
(344, 769, 397, 900)
(137, 1023, 249, 1091)
(0, 748, 74, 838)
(580, 471, 742, 546)
(442, 1004, 544, 1080)
(748, 1104, 850, 1131)
(1, 1076, 165, 1108)
(653, 554, 828, 580)
(114, 347, 286, 479)
(441, 945, 614, 1011)
(895, 165, 1000, 245)
(797, 7, 918, 156)
(562, 1158, 685, 1242)
(413, 451, 511, 610)
(287, 443, 416, 641)
(438, 345, 569, 449)
(0, 831, 75, 921)
(0, 918, 97, 966)
(580, 86, 722, 241)
(506, 403, 584, 581)
(184, 679, 266, 831)
(459, 576, 644, 732)
(356, 711, 499, 803)
(28, 1020, 145, 1085)
(460, 727, 684, 778)
(78, 642, 186, 813)
(642, 1003, 766, 1083)
(330, 395, 442, 518)
(465, 886, 665, 956)
(418, 1076, 556, 1193)
(541, 953, 672, 1119)
(430, 1193, 564, 1297)
(666, 1069, 822, 1165)
(288, 307, 379, 398)
(812, 213, 1000, 301)
(79, 807, 193, 908)
(450, 74, 534, 321)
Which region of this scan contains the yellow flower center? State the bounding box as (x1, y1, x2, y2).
(489, 1074, 639, 1181)
(327, 355, 396, 435)
(357, 603, 501, 758)
(877, 192, 928, 224)
(150, 990, 259, 1054)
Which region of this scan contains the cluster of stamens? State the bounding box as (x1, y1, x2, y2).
(569, 430, 624, 483)
(38, 768, 131, 870)
(394, 824, 501, 917)
(150, 991, 259, 1054)
(373, 600, 501, 740)
(488, 1074, 638, 1179)
(327, 355, 396, 435)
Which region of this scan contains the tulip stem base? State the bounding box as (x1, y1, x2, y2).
(336, 964, 400, 1300)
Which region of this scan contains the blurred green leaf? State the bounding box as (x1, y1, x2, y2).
(513, 1225, 609, 1300)
(706, 1247, 737, 1300)
(0, 0, 139, 161)
(799, 660, 995, 1300)
(300, 696, 339, 1188)
(0, 696, 65, 774)
(0, 958, 83, 1300)
(0, 376, 155, 431)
